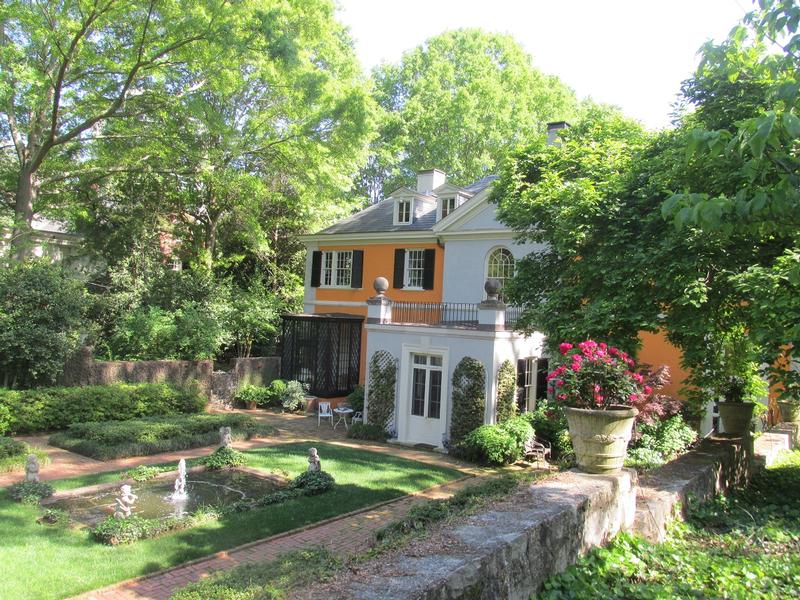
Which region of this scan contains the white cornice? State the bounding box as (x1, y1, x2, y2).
(299, 231, 437, 245)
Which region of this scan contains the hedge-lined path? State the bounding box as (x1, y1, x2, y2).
(1, 410, 478, 487)
(73, 474, 482, 600)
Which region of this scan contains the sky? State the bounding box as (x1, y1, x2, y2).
(336, 0, 751, 130)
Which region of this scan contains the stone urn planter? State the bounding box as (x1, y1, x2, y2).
(777, 400, 800, 424)
(718, 402, 755, 436)
(564, 405, 638, 474)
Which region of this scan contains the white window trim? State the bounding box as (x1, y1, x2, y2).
(394, 198, 413, 225)
(403, 248, 426, 290)
(410, 353, 444, 419)
(320, 250, 353, 288)
(485, 246, 515, 298)
(437, 195, 461, 221)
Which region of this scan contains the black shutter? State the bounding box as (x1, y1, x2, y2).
(517, 359, 526, 388)
(393, 249, 405, 288)
(422, 249, 436, 290)
(351, 250, 364, 288)
(310, 251, 322, 287)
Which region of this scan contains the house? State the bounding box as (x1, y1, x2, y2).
(286, 151, 565, 448)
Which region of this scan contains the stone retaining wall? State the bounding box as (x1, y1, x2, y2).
(337, 431, 792, 600)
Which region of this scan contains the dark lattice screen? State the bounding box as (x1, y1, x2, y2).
(280, 313, 363, 397)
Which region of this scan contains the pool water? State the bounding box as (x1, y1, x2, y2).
(49, 470, 281, 525)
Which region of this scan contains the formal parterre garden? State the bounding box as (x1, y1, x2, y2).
(0, 441, 462, 600)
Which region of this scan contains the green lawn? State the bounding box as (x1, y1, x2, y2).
(0, 442, 462, 600)
(536, 449, 800, 599)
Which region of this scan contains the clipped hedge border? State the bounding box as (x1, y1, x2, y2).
(90, 470, 335, 545)
(0, 382, 206, 435)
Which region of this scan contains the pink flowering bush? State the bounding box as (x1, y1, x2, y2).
(547, 340, 646, 410)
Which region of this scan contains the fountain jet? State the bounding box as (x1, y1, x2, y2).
(171, 459, 189, 501)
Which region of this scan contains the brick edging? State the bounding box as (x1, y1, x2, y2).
(72, 474, 475, 599)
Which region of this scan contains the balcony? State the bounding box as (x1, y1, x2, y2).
(378, 301, 522, 330)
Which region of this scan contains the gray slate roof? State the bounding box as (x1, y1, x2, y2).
(317, 175, 498, 236)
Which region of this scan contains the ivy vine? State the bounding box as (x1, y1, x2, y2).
(450, 357, 486, 444)
(366, 350, 397, 430)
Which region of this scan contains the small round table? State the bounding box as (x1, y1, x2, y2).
(333, 407, 354, 431)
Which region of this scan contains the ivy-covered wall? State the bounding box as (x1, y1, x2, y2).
(496, 359, 517, 423)
(450, 356, 486, 444)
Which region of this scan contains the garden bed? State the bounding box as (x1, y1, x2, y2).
(48, 414, 273, 460)
(0, 442, 462, 600)
(0, 436, 49, 473)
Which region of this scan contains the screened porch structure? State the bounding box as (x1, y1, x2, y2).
(280, 313, 363, 398)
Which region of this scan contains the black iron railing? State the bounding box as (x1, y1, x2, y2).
(391, 302, 479, 327)
(505, 306, 524, 328)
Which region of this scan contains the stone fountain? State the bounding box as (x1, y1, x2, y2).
(171, 458, 189, 502)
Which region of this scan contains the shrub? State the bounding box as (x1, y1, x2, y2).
(0, 403, 10, 435)
(458, 425, 519, 466)
(0, 435, 25, 460)
(8, 480, 54, 504)
(450, 357, 486, 444)
(367, 350, 397, 430)
(499, 415, 534, 448)
(281, 380, 307, 412)
(0, 382, 206, 434)
(48, 413, 265, 460)
(234, 384, 273, 408)
(495, 360, 517, 423)
(347, 385, 365, 413)
(626, 414, 697, 470)
(90, 514, 200, 545)
(346, 423, 389, 441)
(0, 260, 86, 388)
(202, 446, 247, 470)
(289, 470, 335, 495)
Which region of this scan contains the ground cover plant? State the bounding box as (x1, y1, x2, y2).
(536, 449, 800, 599)
(0, 442, 462, 600)
(48, 414, 269, 460)
(0, 382, 206, 434)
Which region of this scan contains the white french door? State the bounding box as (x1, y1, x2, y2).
(407, 353, 445, 446)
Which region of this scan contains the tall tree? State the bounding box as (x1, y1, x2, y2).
(0, 0, 235, 260)
(361, 28, 577, 201)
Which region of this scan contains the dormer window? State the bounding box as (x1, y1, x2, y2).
(441, 196, 458, 219)
(396, 199, 412, 224)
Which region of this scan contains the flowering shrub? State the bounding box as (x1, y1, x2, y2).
(547, 340, 646, 409)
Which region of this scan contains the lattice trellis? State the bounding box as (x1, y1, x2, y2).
(450, 356, 486, 444)
(366, 350, 397, 431)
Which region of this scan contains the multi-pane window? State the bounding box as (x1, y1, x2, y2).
(397, 199, 411, 223)
(441, 196, 458, 219)
(487, 248, 515, 297)
(321, 250, 352, 287)
(405, 249, 426, 288)
(411, 354, 443, 419)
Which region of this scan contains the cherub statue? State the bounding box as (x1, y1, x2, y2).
(114, 484, 138, 519)
(219, 426, 233, 448)
(24, 454, 40, 482)
(307, 447, 321, 473)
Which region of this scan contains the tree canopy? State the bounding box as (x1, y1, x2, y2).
(360, 28, 578, 201)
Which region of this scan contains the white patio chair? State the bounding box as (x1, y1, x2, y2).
(352, 411, 363, 425)
(318, 401, 333, 428)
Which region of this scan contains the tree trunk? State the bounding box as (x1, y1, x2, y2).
(11, 166, 38, 261)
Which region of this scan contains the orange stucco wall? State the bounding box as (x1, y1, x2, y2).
(312, 242, 445, 385)
(637, 330, 690, 400)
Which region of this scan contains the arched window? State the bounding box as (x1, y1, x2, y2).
(486, 247, 515, 296)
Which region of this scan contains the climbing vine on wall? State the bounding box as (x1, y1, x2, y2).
(450, 357, 486, 444)
(367, 350, 397, 431)
(496, 360, 517, 423)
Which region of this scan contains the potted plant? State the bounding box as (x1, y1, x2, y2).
(776, 379, 800, 424)
(548, 341, 641, 474)
(718, 375, 757, 436)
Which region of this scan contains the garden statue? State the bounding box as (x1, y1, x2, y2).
(219, 426, 233, 447)
(25, 454, 40, 482)
(114, 484, 138, 519)
(308, 447, 321, 472)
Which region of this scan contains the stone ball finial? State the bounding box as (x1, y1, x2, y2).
(373, 276, 389, 296)
(484, 278, 501, 300)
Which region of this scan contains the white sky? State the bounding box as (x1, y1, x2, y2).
(336, 0, 751, 130)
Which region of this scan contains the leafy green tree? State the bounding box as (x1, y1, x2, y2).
(361, 29, 577, 200)
(0, 0, 237, 260)
(0, 260, 85, 388)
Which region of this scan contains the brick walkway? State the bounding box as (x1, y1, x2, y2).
(73, 475, 480, 600)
